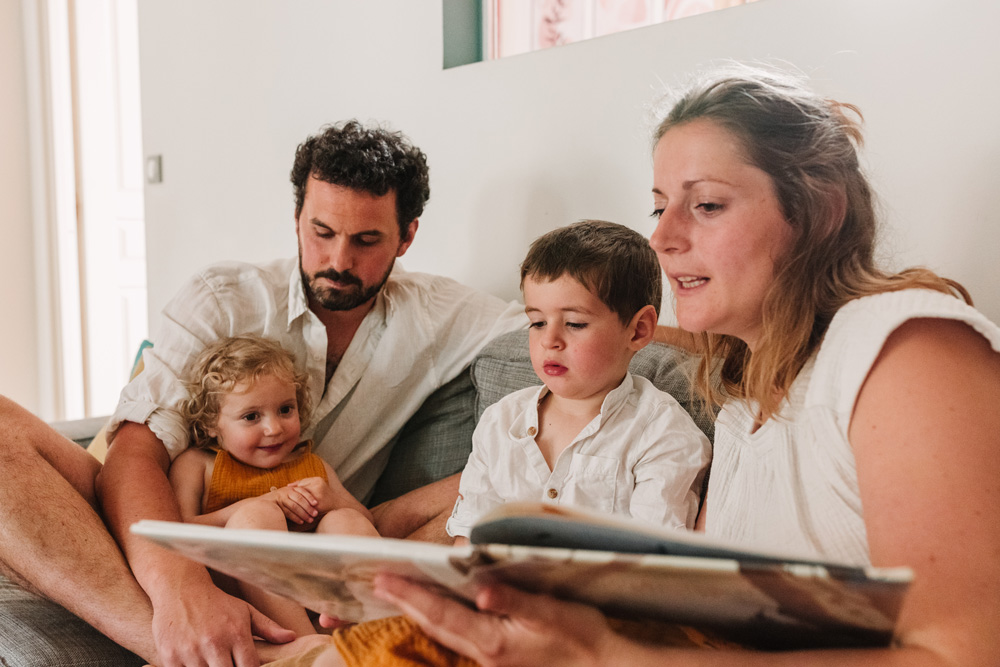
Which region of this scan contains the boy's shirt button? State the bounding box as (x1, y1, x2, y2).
(527, 426, 537, 436)
(547, 488, 558, 499)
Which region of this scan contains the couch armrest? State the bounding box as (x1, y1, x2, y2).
(49, 416, 109, 448)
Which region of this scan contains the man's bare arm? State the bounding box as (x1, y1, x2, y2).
(98, 421, 293, 666)
(370, 473, 460, 543)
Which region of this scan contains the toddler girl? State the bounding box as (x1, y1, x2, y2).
(169, 334, 378, 636)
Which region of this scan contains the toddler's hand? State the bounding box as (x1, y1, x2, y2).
(287, 477, 338, 513)
(269, 484, 320, 524)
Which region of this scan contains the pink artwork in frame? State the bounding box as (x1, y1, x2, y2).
(488, 0, 759, 60)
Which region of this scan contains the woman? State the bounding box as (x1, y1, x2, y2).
(366, 65, 1000, 666)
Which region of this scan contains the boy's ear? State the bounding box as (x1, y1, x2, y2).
(627, 305, 658, 351)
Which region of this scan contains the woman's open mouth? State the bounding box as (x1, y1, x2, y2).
(675, 276, 708, 290)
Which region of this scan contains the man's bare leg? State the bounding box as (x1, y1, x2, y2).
(370, 473, 460, 543)
(0, 396, 157, 662)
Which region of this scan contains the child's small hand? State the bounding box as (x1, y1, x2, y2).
(317, 612, 354, 630)
(268, 484, 320, 524)
(286, 477, 338, 513)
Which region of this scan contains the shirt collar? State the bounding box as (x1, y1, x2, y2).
(513, 372, 635, 440)
(379, 263, 405, 320)
(599, 372, 635, 420)
(287, 259, 309, 330)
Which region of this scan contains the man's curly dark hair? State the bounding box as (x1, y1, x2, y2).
(290, 120, 430, 238)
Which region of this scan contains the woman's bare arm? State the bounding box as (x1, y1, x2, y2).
(846, 318, 1000, 667)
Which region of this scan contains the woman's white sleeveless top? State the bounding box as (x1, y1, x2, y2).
(705, 289, 1000, 565)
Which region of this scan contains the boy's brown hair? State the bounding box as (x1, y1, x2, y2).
(180, 335, 312, 449)
(519, 219, 662, 324)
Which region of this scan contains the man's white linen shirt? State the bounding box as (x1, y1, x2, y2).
(108, 257, 526, 500)
(446, 373, 711, 538)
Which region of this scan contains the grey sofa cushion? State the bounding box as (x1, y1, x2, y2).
(0, 574, 143, 667)
(470, 329, 715, 440)
(368, 370, 478, 505)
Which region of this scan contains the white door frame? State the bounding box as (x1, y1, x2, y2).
(21, 0, 85, 420)
(21, 0, 147, 420)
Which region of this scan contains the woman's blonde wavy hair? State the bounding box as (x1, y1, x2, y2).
(654, 65, 970, 421)
(180, 335, 312, 449)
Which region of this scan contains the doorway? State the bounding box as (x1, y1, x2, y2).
(25, 0, 148, 419)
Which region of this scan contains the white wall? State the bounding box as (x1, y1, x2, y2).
(138, 0, 1000, 332)
(0, 0, 40, 414)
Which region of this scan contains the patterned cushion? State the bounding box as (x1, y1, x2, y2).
(0, 574, 143, 667)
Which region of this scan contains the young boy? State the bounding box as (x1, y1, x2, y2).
(446, 220, 711, 541)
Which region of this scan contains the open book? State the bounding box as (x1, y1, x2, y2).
(131, 502, 912, 650)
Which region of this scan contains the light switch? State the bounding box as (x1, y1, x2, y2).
(145, 155, 163, 184)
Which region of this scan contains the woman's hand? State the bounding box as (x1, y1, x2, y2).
(372, 573, 620, 667)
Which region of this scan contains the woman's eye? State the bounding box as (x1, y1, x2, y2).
(695, 202, 723, 214)
(649, 208, 664, 219)
(528, 321, 545, 329)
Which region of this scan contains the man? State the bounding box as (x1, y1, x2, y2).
(0, 120, 524, 666)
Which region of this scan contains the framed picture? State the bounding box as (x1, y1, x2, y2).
(486, 0, 758, 59)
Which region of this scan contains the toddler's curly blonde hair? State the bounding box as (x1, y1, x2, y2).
(180, 335, 312, 449)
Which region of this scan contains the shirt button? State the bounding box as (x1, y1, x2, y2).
(547, 488, 558, 499)
(527, 426, 537, 436)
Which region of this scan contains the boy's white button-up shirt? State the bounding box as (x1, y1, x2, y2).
(446, 373, 712, 537)
(108, 257, 525, 501)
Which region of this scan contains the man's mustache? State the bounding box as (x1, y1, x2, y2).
(313, 269, 362, 288)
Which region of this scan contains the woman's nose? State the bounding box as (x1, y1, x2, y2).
(649, 207, 688, 255)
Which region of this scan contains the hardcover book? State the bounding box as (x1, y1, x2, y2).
(132, 502, 912, 650)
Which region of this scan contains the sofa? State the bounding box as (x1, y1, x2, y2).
(0, 330, 711, 666)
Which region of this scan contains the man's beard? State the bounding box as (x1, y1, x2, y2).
(300, 258, 395, 312)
